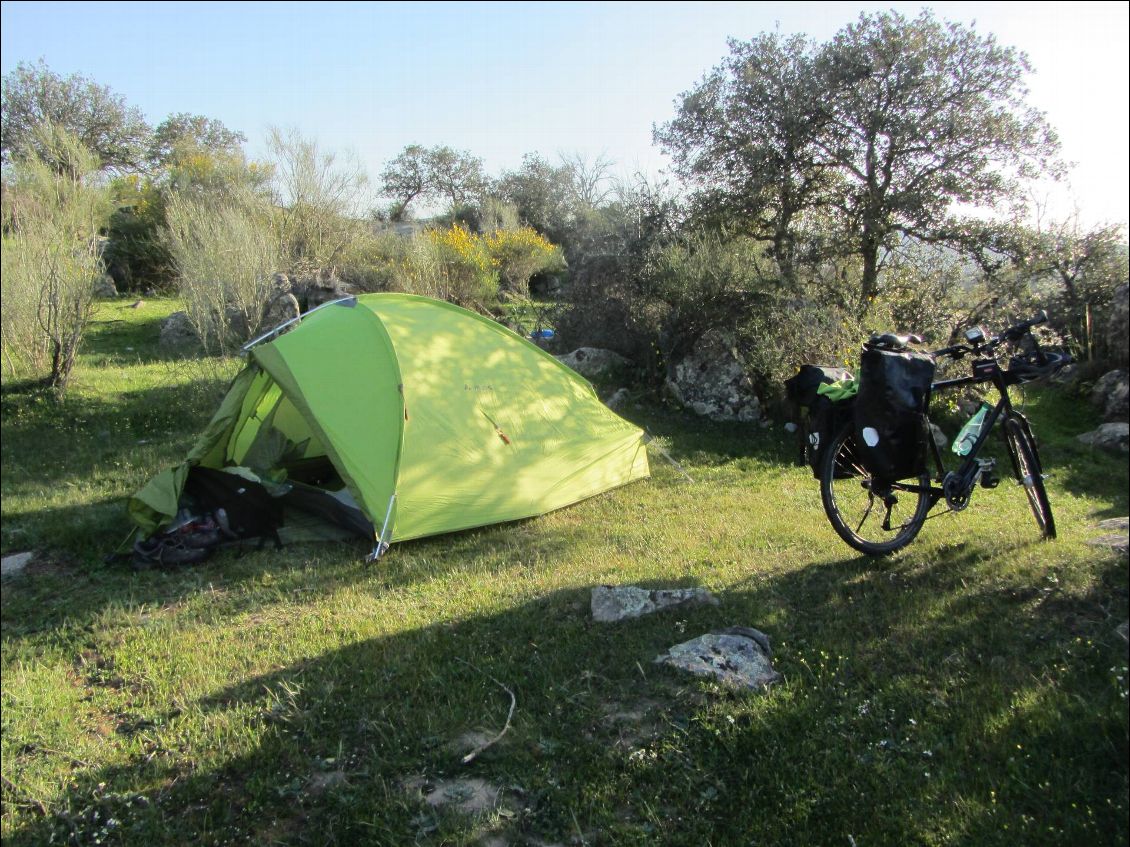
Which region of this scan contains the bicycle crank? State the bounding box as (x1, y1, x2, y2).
(942, 472, 972, 510)
(943, 459, 998, 510)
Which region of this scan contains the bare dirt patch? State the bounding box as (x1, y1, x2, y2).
(404, 775, 502, 815)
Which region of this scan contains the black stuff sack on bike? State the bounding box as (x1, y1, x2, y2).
(785, 365, 853, 473)
(853, 346, 936, 482)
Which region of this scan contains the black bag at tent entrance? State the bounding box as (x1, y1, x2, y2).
(183, 467, 283, 547)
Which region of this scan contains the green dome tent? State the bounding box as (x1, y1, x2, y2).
(129, 294, 650, 556)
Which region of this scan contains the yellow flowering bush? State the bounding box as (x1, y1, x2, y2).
(485, 227, 566, 296)
(397, 224, 499, 309)
(350, 223, 564, 312)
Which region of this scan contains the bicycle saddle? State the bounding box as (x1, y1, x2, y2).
(866, 332, 923, 352)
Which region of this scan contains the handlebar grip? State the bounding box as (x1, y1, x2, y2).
(1001, 311, 1049, 342)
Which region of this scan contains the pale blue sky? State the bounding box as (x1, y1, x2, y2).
(2, 1, 1127, 226)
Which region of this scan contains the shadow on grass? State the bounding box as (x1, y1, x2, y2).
(0, 516, 590, 643)
(7, 545, 1126, 846)
(1, 375, 230, 500)
(80, 314, 169, 367)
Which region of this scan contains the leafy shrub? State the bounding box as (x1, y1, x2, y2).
(335, 227, 412, 293)
(103, 174, 175, 292)
(0, 127, 110, 393)
(409, 224, 499, 310)
(163, 187, 283, 352)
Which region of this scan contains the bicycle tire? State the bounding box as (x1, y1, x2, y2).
(819, 421, 932, 555)
(1003, 416, 1056, 539)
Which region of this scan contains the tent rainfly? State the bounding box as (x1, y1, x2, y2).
(129, 293, 650, 556)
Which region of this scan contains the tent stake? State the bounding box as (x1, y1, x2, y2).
(369, 493, 397, 561)
(643, 433, 695, 483)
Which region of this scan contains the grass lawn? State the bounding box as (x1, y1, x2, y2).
(2, 299, 1127, 846)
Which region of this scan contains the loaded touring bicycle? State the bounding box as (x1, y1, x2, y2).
(790, 312, 1069, 555)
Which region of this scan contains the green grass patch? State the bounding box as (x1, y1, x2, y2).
(2, 300, 1127, 845)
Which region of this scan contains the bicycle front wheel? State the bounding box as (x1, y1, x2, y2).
(819, 421, 932, 555)
(1004, 416, 1056, 539)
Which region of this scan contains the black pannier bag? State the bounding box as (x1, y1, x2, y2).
(785, 365, 853, 478)
(853, 347, 936, 481)
(806, 391, 856, 479)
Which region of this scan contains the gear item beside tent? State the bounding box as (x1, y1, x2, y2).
(129, 294, 650, 557)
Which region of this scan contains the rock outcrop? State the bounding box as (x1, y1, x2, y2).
(666, 331, 761, 423)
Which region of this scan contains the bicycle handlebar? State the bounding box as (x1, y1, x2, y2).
(996, 309, 1048, 344)
(930, 311, 1048, 359)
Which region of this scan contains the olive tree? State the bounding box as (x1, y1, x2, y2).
(656, 33, 835, 288)
(147, 112, 246, 169)
(379, 144, 487, 218)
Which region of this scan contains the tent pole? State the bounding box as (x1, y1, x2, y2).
(241, 296, 358, 355)
(369, 493, 397, 561)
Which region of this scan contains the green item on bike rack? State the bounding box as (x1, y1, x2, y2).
(816, 379, 859, 402)
(952, 401, 992, 456)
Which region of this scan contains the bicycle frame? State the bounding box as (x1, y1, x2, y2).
(897, 359, 1022, 502)
(930, 371, 1008, 472)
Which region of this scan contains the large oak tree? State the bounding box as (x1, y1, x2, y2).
(656, 11, 1062, 310)
(2, 60, 150, 173)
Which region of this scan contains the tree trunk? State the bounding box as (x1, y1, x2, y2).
(859, 232, 880, 313)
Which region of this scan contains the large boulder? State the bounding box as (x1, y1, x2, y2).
(260, 291, 302, 333)
(666, 331, 761, 423)
(277, 269, 353, 311)
(159, 309, 254, 351)
(1091, 370, 1129, 422)
(1077, 422, 1130, 453)
(92, 274, 118, 298)
(159, 311, 198, 351)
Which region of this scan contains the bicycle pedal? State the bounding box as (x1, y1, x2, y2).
(979, 473, 1000, 489)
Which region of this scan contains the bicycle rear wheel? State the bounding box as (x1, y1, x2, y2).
(819, 421, 932, 555)
(1003, 416, 1056, 539)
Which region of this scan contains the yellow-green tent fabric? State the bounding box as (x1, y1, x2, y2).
(130, 294, 650, 549)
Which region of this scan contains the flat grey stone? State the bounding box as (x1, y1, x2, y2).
(656, 627, 781, 691)
(1087, 534, 1128, 555)
(1, 552, 33, 579)
(1077, 422, 1129, 453)
(555, 348, 630, 379)
(592, 585, 719, 623)
(404, 776, 501, 814)
(1087, 517, 1129, 555)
